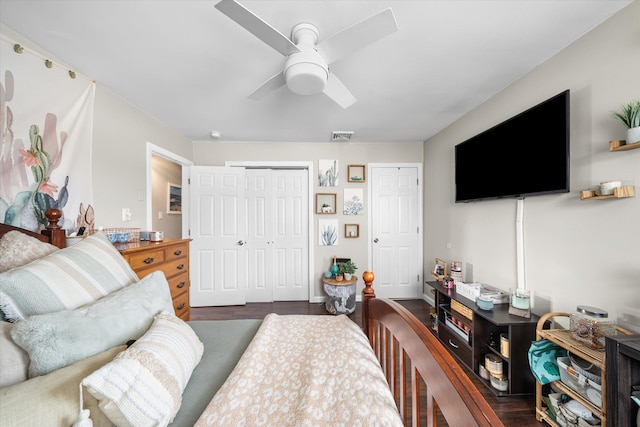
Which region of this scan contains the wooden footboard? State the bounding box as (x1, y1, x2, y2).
(362, 274, 504, 427)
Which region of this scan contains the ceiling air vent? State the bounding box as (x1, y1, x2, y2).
(331, 131, 354, 142)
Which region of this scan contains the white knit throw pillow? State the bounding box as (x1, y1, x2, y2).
(81, 312, 203, 426)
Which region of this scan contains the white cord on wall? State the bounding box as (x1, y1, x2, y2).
(516, 198, 526, 289)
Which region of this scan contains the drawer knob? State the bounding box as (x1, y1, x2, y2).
(174, 250, 182, 256)
(176, 303, 185, 310)
(448, 339, 459, 349)
(177, 282, 186, 289)
(177, 263, 185, 270)
(143, 257, 154, 264)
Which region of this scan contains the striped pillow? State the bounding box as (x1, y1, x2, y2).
(0, 232, 138, 322)
(82, 312, 203, 426)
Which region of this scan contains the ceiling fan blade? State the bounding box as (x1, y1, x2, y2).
(248, 71, 286, 100)
(318, 8, 398, 65)
(215, 0, 301, 56)
(323, 73, 357, 109)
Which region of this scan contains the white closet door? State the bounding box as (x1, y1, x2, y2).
(370, 165, 421, 299)
(189, 166, 246, 306)
(271, 169, 308, 301)
(245, 169, 309, 302)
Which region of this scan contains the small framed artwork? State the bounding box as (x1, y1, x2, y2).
(348, 164, 366, 182)
(167, 183, 182, 214)
(344, 224, 359, 238)
(343, 188, 364, 215)
(319, 219, 339, 246)
(318, 159, 339, 186)
(316, 193, 337, 214)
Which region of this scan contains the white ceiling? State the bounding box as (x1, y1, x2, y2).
(0, 1, 632, 143)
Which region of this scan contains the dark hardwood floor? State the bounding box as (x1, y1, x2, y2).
(191, 299, 539, 427)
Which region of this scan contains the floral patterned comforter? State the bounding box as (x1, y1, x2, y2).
(195, 314, 402, 426)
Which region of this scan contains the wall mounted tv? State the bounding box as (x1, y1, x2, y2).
(455, 90, 570, 203)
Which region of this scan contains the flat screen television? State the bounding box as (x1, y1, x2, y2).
(455, 90, 570, 202)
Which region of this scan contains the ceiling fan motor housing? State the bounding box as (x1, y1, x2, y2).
(284, 23, 328, 95)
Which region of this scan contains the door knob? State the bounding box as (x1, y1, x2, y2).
(373, 238, 379, 243)
(237, 240, 245, 246)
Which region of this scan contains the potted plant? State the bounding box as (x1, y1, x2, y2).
(611, 99, 640, 145)
(339, 260, 358, 280)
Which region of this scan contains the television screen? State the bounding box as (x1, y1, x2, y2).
(455, 90, 570, 202)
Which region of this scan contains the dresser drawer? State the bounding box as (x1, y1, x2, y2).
(155, 258, 188, 279)
(167, 272, 189, 299)
(164, 243, 188, 262)
(172, 290, 189, 319)
(439, 324, 472, 367)
(127, 249, 165, 271)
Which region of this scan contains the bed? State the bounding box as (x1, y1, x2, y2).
(0, 209, 504, 427)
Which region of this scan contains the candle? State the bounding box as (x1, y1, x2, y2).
(510, 288, 531, 310)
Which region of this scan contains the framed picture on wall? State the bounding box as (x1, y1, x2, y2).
(167, 183, 182, 214)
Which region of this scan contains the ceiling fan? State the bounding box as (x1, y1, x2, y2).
(215, 0, 398, 109)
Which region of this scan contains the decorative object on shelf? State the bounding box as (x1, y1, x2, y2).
(476, 295, 494, 311)
(509, 287, 531, 318)
(597, 180, 621, 196)
(500, 333, 510, 358)
(450, 260, 463, 282)
(443, 277, 455, 289)
(347, 164, 366, 182)
(331, 256, 339, 278)
(569, 305, 616, 349)
(455, 281, 482, 300)
(344, 223, 359, 238)
(490, 373, 508, 392)
(430, 257, 448, 281)
(610, 99, 640, 145)
(339, 259, 357, 280)
(316, 193, 337, 214)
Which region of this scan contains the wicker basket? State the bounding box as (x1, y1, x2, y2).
(452, 300, 473, 321)
(88, 228, 140, 243)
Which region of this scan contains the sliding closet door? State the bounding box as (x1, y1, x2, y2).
(245, 169, 308, 302)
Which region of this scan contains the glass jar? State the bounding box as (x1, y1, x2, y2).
(569, 305, 616, 349)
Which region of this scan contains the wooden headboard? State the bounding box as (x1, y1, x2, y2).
(0, 208, 66, 249)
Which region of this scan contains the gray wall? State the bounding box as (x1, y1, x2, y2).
(423, 2, 640, 332)
(193, 141, 423, 300)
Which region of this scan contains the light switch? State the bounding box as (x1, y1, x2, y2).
(158, 211, 163, 220)
(122, 208, 131, 222)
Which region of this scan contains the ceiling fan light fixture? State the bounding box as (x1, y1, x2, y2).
(284, 62, 328, 95)
(284, 45, 328, 95)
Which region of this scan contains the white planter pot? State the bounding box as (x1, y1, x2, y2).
(627, 126, 640, 144)
(344, 273, 352, 280)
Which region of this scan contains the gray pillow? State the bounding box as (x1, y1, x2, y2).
(11, 271, 174, 377)
(0, 231, 139, 322)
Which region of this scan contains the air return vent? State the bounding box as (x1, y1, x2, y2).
(331, 131, 354, 142)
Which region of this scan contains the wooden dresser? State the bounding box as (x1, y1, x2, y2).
(117, 238, 191, 320)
